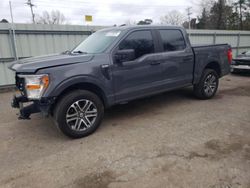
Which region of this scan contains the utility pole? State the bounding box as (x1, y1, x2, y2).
(26, 0, 35, 23)
(9, 1, 19, 60)
(186, 7, 192, 29)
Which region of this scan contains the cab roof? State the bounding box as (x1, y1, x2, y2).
(99, 25, 185, 32)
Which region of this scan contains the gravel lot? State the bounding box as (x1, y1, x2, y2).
(0, 73, 250, 188)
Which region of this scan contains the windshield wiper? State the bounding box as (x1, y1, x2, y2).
(72, 50, 88, 54)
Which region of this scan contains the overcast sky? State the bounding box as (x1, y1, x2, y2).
(0, 0, 196, 25)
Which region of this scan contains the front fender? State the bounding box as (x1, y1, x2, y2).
(44, 75, 114, 107)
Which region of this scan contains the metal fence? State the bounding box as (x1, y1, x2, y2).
(0, 23, 104, 87)
(188, 29, 250, 56)
(1, 23, 250, 87)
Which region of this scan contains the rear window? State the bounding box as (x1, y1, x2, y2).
(159, 30, 186, 52)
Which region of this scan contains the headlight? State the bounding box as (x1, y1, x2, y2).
(19, 74, 49, 99)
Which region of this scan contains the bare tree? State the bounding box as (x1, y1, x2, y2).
(160, 10, 185, 26)
(124, 19, 136, 25)
(36, 10, 67, 24)
(197, 0, 215, 13)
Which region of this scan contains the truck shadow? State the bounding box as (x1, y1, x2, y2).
(4, 87, 195, 142)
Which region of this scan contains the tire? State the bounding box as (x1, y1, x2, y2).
(54, 90, 104, 138)
(193, 69, 219, 99)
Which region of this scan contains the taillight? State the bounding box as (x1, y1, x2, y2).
(227, 48, 232, 64)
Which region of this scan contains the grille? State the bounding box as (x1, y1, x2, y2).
(234, 60, 250, 66)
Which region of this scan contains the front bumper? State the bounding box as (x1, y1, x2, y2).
(11, 94, 54, 119)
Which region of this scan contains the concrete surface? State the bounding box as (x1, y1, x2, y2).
(0, 74, 250, 188)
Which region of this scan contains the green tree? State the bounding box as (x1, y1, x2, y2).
(233, 0, 249, 29)
(243, 12, 250, 29)
(137, 19, 153, 25)
(196, 0, 250, 30)
(227, 10, 240, 30)
(196, 8, 209, 29)
(209, 0, 232, 29)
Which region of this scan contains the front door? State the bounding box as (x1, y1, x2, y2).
(111, 30, 162, 102)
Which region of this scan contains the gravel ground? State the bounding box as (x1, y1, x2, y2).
(0, 73, 250, 188)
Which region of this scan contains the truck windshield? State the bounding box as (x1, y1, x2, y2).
(72, 30, 121, 54)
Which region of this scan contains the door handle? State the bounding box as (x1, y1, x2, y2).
(150, 61, 161, 65)
(183, 57, 193, 61)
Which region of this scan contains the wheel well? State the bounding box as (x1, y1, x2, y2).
(205, 62, 221, 77)
(53, 83, 107, 111)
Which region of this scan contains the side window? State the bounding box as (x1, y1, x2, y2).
(159, 30, 186, 52)
(119, 30, 154, 59)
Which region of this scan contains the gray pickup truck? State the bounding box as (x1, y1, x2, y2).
(10, 25, 232, 138)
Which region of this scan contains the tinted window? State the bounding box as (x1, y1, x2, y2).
(119, 30, 154, 59)
(159, 30, 185, 52)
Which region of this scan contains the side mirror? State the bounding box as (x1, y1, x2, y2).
(114, 49, 135, 63)
(241, 51, 246, 55)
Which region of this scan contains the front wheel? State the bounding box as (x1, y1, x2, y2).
(54, 90, 104, 138)
(193, 69, 219, 99)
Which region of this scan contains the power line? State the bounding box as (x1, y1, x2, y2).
(11, 2, 189, 15)
(9, 1, 192, 24)
(12, 1, 189, 12)
(16, 0, 188, 9)
(25, 0, 35, 23)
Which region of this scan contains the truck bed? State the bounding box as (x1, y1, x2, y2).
(191, 43, 231, 84)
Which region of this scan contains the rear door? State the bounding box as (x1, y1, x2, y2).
(111, 30, 162, 102)
(157, 29, 194, 87)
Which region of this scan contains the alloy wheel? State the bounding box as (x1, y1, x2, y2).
(203, 73, 217, 96)
(66, 99, 98, 131)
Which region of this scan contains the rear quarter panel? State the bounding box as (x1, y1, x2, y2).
(192, 44, 231, 84)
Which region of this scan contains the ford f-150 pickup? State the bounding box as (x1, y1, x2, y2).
(9, 25, 232, 138)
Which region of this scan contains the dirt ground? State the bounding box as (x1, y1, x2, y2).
(0, 73, 250, 188)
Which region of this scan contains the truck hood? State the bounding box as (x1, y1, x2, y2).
(9, 53, 94, 73)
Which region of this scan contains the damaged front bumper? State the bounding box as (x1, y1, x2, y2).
(11, 94, 54, 120)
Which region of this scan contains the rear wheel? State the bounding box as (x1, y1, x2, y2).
(54, 90, 104, 138)
(193, 69, 219, 99)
